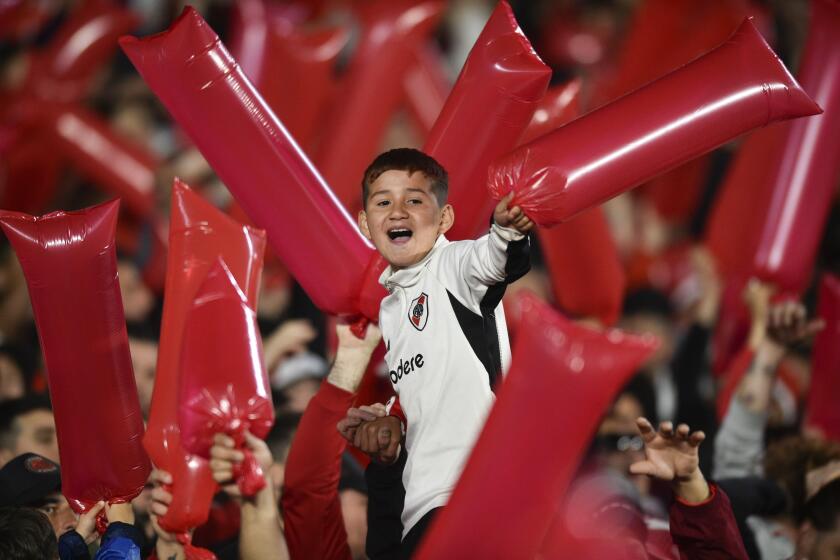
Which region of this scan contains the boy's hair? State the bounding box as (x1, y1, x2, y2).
(362, 148, 448, 207)
(0, 506, 58, 559)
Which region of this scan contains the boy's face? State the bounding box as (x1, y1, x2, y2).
(359, 169, 453, 269)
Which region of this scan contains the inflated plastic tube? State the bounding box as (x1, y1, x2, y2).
(805, 274, 840, 441)
(179, 259, 274, 496)
(488, 19, 822, 227)
(416, 294, 658, 559)
(0, 201, 150, 525)
(752, 0, 840, 293)
(427, 0, 551, 240)
(315, 0, 444, 213)
(146, 179, 265, 534)
(120, 8, 376, 318)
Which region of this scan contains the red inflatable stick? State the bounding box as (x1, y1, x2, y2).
(752, 0, 840, 294)
(541, 207, 625, 326)
(522, 80, 625, 326)
(427, 0, 551, 240)
(49, 105, 157, 217)
(597, 0, 748, 105)
(146, 179, 265, 534)
(316, 0, 444, 212)
(488, 19, 821, 228)
(259, 24, 349, 151)
(0, 201, 150, 519)
(805, 275, 840, 441)
(403, 43, 451, 138)
(416, 294, 658, 560)
(24, 0, 139, 103)
(706, 126, 786, 281)
(120, 8, 377, 318)
(229, 0, 347, 150)
(179, 259, 274, 496)
(519, 79, 581, 145)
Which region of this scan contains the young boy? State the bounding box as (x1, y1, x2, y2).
(343, 148, 533, 552)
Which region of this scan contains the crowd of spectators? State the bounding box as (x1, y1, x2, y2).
(1, 0, 838, 559)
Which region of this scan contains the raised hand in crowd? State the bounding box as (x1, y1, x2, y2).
(75, 500, 106, 544)
(328, 321, 382, 393)
(630, 417, 709, 503)
(147, 469, 186, 560)
(209, 431, 289, 560)
(689, 246, 723, 327)
(263, 319, 318, 372)
(738, 280, 824, 414)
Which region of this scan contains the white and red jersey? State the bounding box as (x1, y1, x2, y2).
(378, 224, 530, 536)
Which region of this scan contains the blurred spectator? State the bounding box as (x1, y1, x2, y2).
(271, 351, 328, 414)
(0, 395, 58, 466)
(0, 343, 27, 401)
(0, 452, 75, 537)
(118, 259, 156, 325)
(126, 329, 157, 419)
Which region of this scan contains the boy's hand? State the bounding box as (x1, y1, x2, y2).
(630, 417, 710, 503)
(494, 192, 534, 234)
(76, 500, 105, 543)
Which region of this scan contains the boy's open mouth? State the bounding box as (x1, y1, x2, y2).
(387, 228, 413, 244)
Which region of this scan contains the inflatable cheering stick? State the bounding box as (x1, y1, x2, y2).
(541, 207, 625, 326)
(488, 18, 822, 227)
(519, 79, 581, 145)
(24, 0, 140, 103)
(259, 25, 349, 150)
(0, 201, 150, 525)
(403, 43, 450, 138)
(706, 124, 786, 281)
(805, 275, 840, 441)
(120, 8, 376, 319)
(317, 0, 444, 212)
(179, 259, 274, 496)
(518, 81, 625, 326)
(752, 0, 840, 293)
(426, 0, 551, 240)
(146, 179, 265, 533)
(229, 0, 349, 149)
(49, 104, 157, 217)
(416, 294, 658, 559)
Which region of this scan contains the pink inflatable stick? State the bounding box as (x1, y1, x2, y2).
(427, 0, 551, 240)
(753, 0, 840, 293)
(0, 201, 150, 519)
(179, 259, 274, 496)
(120, 8, 375, 318)
(416, 294, 658, 559)
(489, 19, 821, 227)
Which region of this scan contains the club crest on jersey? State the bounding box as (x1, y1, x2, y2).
(408, 292, 429, 331)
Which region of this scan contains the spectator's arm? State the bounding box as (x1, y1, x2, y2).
(714, 283, 823, 479)
(630, 417, 748, 559)
(209, 432, 288, 560)
(239, 457, 288, 560)
(669, 484, 749, 559)
(283, 322, 381, 560)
